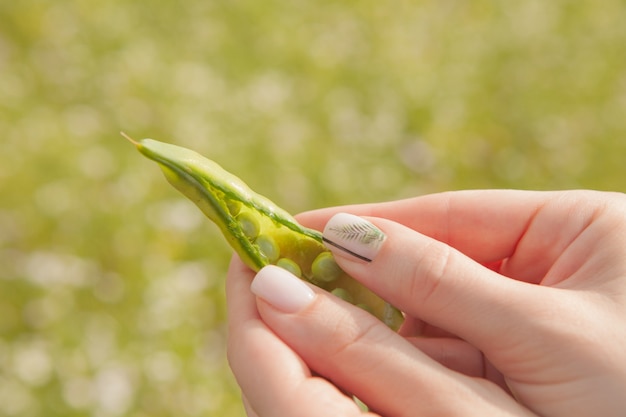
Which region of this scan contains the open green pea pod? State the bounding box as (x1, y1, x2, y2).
(126, 135, 403, 330)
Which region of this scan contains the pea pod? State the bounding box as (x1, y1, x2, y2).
(124, 133, 403, 330)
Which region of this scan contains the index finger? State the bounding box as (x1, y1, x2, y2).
(297, 189, 549, 264)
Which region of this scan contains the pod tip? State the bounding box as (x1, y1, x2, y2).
(120, 131, 140, 147)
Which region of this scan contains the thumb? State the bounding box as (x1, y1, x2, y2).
(249, 265, 534, 416)
(321, 213, 546, 351)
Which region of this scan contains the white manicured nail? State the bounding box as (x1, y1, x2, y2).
(251, 265, 315, 313)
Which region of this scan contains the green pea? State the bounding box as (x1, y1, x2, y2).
(236, 211, 260, 240)
(356, 303, 373, 313)
(255, 234, 280, 263)
(331, 288, 353, 304)
(312, 252, 342, 283)
(276, 258, 302, 278)
(227, 200, 242, 216)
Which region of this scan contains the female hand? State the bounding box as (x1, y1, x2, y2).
(226, 190, 626, 416)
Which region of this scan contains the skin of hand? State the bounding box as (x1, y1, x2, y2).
(226, 190, 626, 417)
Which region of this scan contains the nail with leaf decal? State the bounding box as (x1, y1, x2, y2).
(322, 213, 386, 262)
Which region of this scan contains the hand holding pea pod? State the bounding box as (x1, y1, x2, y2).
(125, 133, 403, 330)
(228, 190, 626, 417)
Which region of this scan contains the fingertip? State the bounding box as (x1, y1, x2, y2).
(228, 253, 254, 274)
(322, 213, 387, 263)
(251, 265, 316, 313)
(226, 254, 261, 329)
(226, 254, 254, 296)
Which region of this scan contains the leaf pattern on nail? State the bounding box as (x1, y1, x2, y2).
(329, 221, 385, 247)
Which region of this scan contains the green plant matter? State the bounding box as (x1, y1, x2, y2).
(126, 135, 403, 330)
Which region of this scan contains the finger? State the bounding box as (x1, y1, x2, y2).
(225, 257, 371, 417)
(225, 255, 259, 326)
(320, 214, 551, 354)
(407, 337, 508, 391)
(406, 337, 484, 377)
(300, 190, 617, 285)
(242, 394, 260, 417)
(398, 316, 458, 338)
(298, 190, 562, 283)
(297, 189, 551, 273)
(251, 266, 535, 417)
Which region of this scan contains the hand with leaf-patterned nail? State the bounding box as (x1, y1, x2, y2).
(228, 190, 626, 417)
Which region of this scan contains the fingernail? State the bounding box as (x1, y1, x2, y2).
(322, 213, 386, 262)
(251, 265, 315, 313)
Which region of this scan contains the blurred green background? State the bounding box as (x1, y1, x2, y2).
(1, 0, 625, 416)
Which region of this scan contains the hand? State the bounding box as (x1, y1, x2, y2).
(226, 190, 626, 416)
